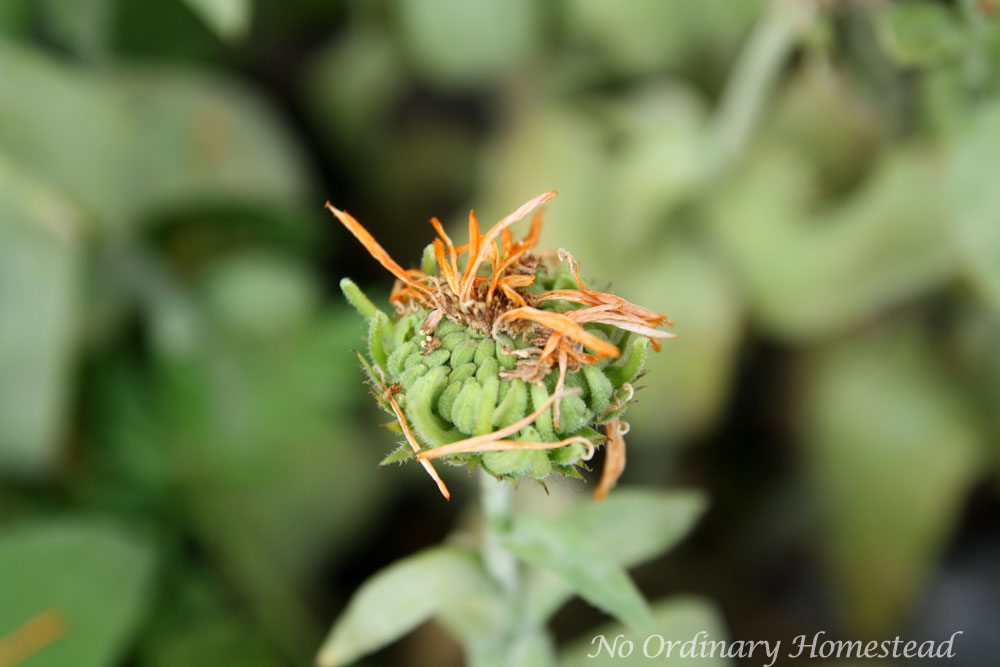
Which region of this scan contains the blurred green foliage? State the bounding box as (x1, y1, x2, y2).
(2, 0, 1000, 665)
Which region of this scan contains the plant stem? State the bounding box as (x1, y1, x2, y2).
(479, 471, 518, 596)
(705, 0, 815, 178)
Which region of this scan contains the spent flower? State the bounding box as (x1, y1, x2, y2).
(328, 191, 675, 500)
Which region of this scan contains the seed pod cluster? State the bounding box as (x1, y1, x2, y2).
(354, 294, 651, 481)
(330, 191, 673, 498)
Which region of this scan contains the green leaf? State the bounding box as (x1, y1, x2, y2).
(181, 0, 251, 42)
(467, 628, 557, 667)
(37, 0, 114, 61)
(113, 67, 307, 217)
(0, 519, 155, 667)
(560, 596, 733, 667)
(126, 301, 386, 654)
(0, 43, 307, 227)
(707, 148, 954, 341)
(616, 243, 742, 442)
(950, 103, 1000, 313)
(524, 489, 707, 622)
(564, 0, 761, 77)
(202, 252, 319, 341)
(501, 513, 652, 632)
(305, 21, 403, 154)
(136, 567, 287, 667)
(316, 546, 497, 667)
(880, 1, 967, 67)
(798, 324, 982, 633)
(397, 0, 540, 87)
(0, 156, 83, 475)
(0, 43, 128, 221)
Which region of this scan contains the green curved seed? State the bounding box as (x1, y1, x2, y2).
(421, 244, 437, 275)
(452, 378, 482, 435)
(492, 378, 528, 429)
(448, 362, 477, 384)
(495, 334, 517, 370)
(437, 379, 464, 422)
(548, 441, 586, 466)
(404, 350, 427, 370)
(451, 340, 477, 367)
(474, 376, 500, 435)
(482, 426, 551, 479)
(421, 348, 451, 369)
(386, 340, 417, 378)
(497, 378, 511, 403)
(473, 338, 495, 366)
(555, 394, 590, 435)
(391, 311, 422, 349)
(367, 310, 392, 368)
(404, 366, 461, 447)
(530, 383, 555, 441)
(440, 332, 468, 350)
(434, 319, 465, 337)
(604, 335, 650, 388)
(583, 365, 613, 416)
(398, 363, 428, 391)
(475, 357, 499, 383)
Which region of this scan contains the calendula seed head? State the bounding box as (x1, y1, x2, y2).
(330, 192, 675, 499)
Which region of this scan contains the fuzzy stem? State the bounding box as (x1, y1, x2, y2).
(479, 471, 519, 596)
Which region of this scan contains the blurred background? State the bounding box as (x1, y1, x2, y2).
(2, 0, 1000, 665)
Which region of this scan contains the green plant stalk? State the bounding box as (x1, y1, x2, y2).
(472, 473, 558, 666)
(705, 0, 815, 178)
(480, 471, 518, 596)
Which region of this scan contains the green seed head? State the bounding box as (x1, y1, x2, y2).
(345, 282, 650, 482)
(330, 192, 673, 495)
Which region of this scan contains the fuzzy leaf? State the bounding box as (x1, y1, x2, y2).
(950, 103, 1000, 312)
(466, 628, 557, 667)
(560, 596, 732, 667)
(398, 0, 540, 86)
(316, 546, 495, 667)
(502, 513, 652, 632)
(37, 0, 113, 60)
(525, 489, 707, 622)
(880, 1, 966, 67)
(0, 159, 83, 475)
(798, 325, 981, 633)
(0, 519, 155, 667)
(181, 0, 251, 42)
